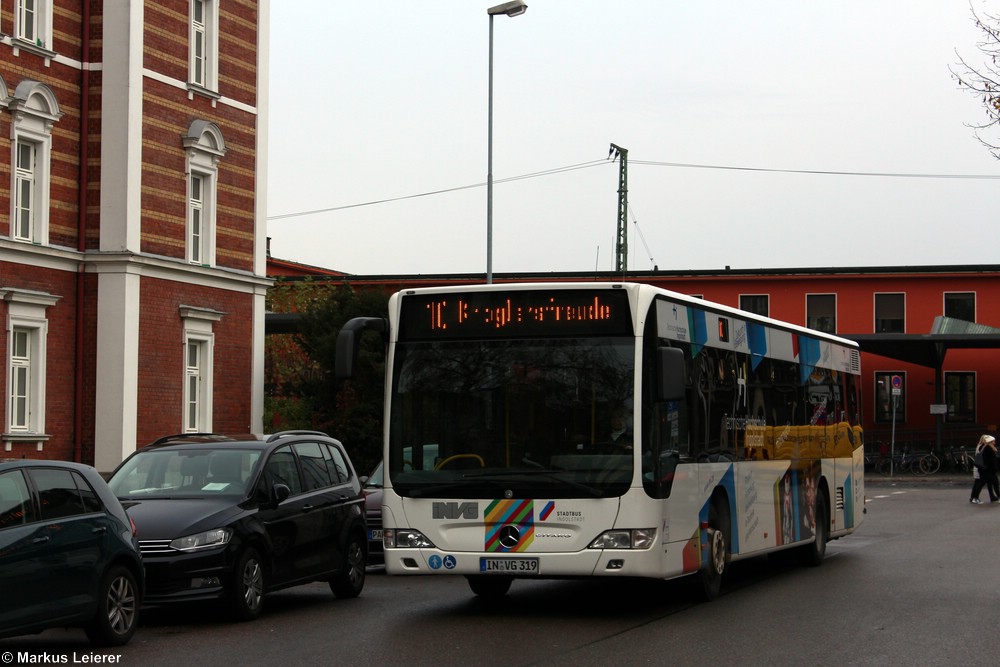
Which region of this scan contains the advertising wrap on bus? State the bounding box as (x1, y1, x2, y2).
(336, 282, 865, 600)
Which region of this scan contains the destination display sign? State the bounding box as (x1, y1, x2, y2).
(398, 289, 634, 340)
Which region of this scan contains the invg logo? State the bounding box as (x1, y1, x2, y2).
(432, 501, 479, 520)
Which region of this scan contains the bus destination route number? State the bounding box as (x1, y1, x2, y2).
(480, 557, 540, 574)
(399, 290, 633, 339)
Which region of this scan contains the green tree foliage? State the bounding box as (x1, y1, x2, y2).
(265, 280, 388, 476)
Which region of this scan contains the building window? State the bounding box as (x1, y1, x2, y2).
(189, 0, 218, 91)
(7, 82, 62, 247)
(806, 294, 836, 334)
(9, 329, 31, 430)
(180, 306, 223, 433)
(873, 372, 905, 424)
(944, 292, 975, 323)
(14, 0, 52, 49)
(739, 294, 769, 318)
(2, 288, 59, 447)
(944, 372, 976, 423)
(874, 293, 905, 333)
(182, 121, 226, 267)
(188, 172, 209, 265)
(13, 140, 37, 242)
(184, 339, 208, 432)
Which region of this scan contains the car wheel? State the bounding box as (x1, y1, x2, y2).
(84, 565, 139, 646)
(330, 534, 366, 599)
(229, 547, 266, 621)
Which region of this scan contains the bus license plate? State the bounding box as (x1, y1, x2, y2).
(369, 529, 383, 541)
(480, 557, 539, 574)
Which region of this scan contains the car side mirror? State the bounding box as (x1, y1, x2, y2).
(271, 483, 290, 505)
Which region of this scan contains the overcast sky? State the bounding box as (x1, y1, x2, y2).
(266, 1, 1000, 276)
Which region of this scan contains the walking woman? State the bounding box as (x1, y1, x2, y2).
(970, 434, 999, 504)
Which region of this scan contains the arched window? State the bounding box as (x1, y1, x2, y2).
(181, 120, 227, 266)
(7, 81, 62, 246)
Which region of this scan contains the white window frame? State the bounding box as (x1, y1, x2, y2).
(7, 81, 62, 247)
(184, 337, 209, 432)
(187, 171, 212, 265)
(182, 121, 226, 267)
(2, 288, 59, 448)
(9, 328, 32, 431)
(13, 139, 37, 242)
(180, 306, 223, 434)
(14, 0, 52, 49)
(189, 0, 219, 92)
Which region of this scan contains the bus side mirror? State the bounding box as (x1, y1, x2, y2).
(657, 347, 686, 401)
(335, 317, 387, 379)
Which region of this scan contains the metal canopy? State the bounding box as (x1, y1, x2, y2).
(843, 333, 1000, 368)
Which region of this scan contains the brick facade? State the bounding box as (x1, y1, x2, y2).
(1, 1, 269, 471)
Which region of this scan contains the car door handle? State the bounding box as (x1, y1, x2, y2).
(32, 536, 50, 544)
(302, 504, 315, 512)
(93, 526, 107, 534)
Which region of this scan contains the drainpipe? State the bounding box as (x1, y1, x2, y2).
(74, 0, 91, 463)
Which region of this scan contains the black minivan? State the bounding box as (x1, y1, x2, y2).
(0, 459, 143, 645)
(107, 431, 367, 620)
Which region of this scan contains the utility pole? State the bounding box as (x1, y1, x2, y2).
(609, 143, 628, 273)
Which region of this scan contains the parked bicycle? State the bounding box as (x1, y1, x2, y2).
(944, 446, 975, 474)
(919, 450, 941, 474)
(877, 447, 932, 475)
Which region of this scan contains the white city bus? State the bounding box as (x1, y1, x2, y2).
(336, 282, 865, 599)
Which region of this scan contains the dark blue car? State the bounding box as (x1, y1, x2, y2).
(0, 459, 143, 645)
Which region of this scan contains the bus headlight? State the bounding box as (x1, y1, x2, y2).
(588, 528, 656, 550)
(385, 529, 436, 549)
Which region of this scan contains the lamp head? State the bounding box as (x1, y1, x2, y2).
(488, 1, 527, 17)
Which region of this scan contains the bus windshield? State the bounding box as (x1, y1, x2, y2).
(388, 336, 635, 499)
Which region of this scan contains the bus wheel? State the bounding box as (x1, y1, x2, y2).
(467, 575, 512, 599)
(699, 501, 729, 601)
(799, 492, 828, 567)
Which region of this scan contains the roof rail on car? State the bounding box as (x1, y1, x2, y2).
(150, 433, 230, 446)
(266, 430, 330, 442)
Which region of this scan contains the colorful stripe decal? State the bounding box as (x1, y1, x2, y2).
(485, 499, 535, 552)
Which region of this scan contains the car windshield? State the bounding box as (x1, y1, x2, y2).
(108, 448, 262, 498)
(388, 337, 635, 499)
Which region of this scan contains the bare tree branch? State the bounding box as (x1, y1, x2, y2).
(951, 3, 1000, 156)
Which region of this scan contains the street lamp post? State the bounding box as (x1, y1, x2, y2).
(486, 0, 527, 284)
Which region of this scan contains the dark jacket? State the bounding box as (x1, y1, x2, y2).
(979, 444, 998, 473)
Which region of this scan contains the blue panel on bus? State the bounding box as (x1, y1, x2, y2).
(798, 335, 821, 383)
(689, 307, 708, 358)
(747, 322, 767, 370)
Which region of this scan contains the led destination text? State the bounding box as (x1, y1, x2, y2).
(430, 296, 612, 330)
(398, 290, 633, 339)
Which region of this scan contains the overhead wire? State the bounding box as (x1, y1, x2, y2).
(267, 159, 1000, 222)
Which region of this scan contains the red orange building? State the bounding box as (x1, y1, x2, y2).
(266, 263, 1000, 452)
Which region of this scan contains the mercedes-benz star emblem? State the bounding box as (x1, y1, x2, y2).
(499, 525, 521, 549)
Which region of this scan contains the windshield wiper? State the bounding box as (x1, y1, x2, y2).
(459, 469, 604, 498)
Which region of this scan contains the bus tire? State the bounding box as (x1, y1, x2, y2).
(799, 492, 828, 567)
(699, 500, 729, 601)
(467, 575, 512, 599)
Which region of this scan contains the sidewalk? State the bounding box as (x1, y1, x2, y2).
(866, 471, 971, 487)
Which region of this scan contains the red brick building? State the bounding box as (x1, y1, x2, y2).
(1, 1, 270, 472)
(266, 263, 1000, 452)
